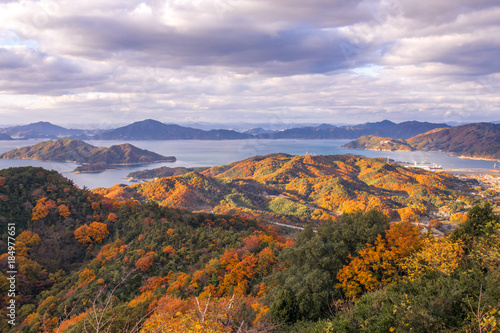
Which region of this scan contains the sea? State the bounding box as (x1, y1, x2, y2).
(0, 139, 498, 189)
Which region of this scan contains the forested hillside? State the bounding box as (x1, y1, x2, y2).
(1, 167, 498, 332)
(0, 167, 288, 332)
(408, 122, 500, 160)
(101, 154, 475, 225)
(340, 123, 500, 161)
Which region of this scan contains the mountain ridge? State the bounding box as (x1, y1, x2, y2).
(0, 119, 458, 141)
(407, 122, 500, 160)
(0, 121, 95, 139)
(98, 153, 475, 223)
(260, 120, 449, 139)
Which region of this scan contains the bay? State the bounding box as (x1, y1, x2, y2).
(0, 139, 497, 189)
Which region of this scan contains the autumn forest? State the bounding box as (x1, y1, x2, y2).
(1, 153, 499, 332)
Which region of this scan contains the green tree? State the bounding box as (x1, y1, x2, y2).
(450, 202, 499, 252)
(269, 210, 389, 321)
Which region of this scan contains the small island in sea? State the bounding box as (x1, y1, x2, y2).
(342, 135, 415, 151)
(73, 162, 118, 173)
(127, 166, 210, 181)
(0, 138, 176, 172)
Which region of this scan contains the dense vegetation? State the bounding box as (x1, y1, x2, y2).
(0, 138, 176, 166)
(98, 154, 474, 226)
(0, 167, 287, 332)
(342, 135, 415, 151)
(1, 166, 498, 332)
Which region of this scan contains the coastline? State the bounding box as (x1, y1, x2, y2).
(343, 146, 500, 164)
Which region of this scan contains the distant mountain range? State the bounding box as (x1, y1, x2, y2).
(0, 138, 175, 171)
(2, 119, 497, 147)
(260, 120, 449, 140)
(342, 123, 500, 161)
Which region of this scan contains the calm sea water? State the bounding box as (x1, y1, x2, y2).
(0, 139, 497, 189)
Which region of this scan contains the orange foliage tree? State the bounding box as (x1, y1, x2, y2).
(74, 222, 109, 249)
(136, 252, 155, 272)
(336, 223, 423, 297)
(107, 212, 118, 222)
(58, 204, 71, 218)
(32, 197, 57, 220)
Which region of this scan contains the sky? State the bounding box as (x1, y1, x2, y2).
(0, 0, 499, 128)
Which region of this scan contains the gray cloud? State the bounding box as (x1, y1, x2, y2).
(0, 0, 499, 125)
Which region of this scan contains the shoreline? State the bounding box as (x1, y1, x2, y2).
(341, 146, 500, 163)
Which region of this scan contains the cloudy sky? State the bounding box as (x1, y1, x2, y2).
(0, 0, 499, 127)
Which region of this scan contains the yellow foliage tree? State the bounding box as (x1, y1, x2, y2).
(17, 230, 41, 248)
(336, 223, 423, 297)
(78, 268, 96, 284)
(400, 237, 464, 280)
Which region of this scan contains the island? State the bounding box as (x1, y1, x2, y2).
(127, 166, 209, 181)
(0, 133, 12, 140)
(0, 138, 176, 172)
(342, 135, 415, 151)
(73, 162, 118, 173)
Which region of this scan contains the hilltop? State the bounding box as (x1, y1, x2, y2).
(100, 153, 476, 224)
(0, 138, 175, 167)
(342, 135, 415, 151)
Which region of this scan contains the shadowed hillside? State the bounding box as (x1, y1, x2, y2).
(408, 122, 500, 160)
